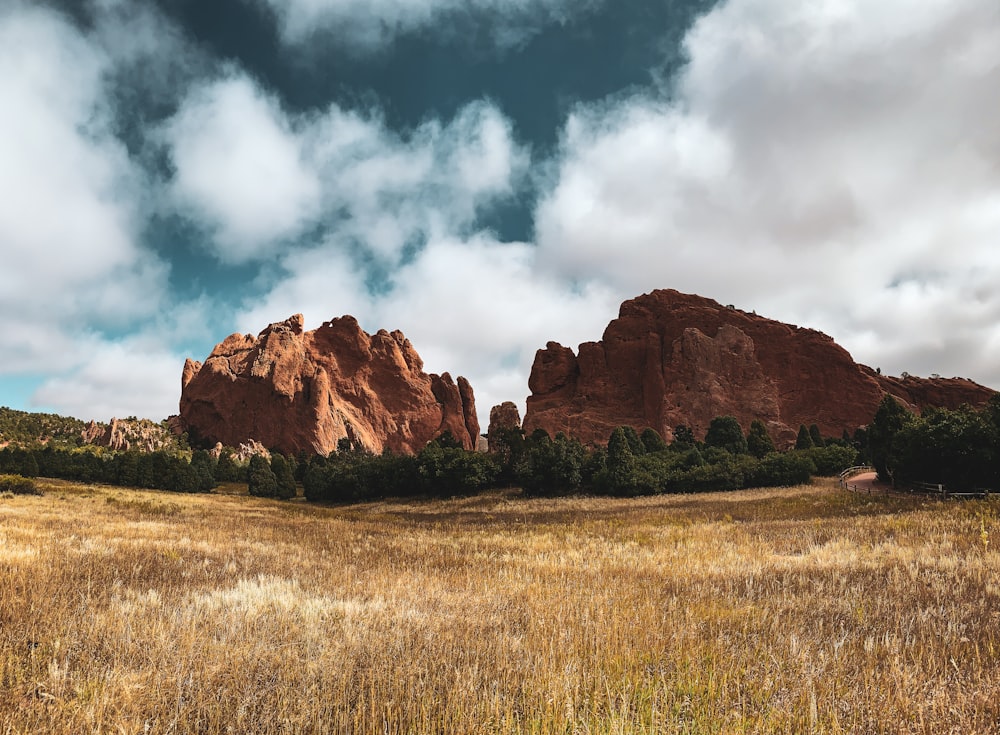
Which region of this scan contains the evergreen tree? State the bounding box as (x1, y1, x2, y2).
(248, 454, 278, 497)
(671, 425, 696, 451)
(214, 450, 240, 482)
(491, 425, 526, 485)
(867, 395, 912, 483)
(640, 428, 668, 453)
(622, 426, 645, 455)
(808, 424, 824, 448)
(270, 453, 297, 499)
(795, 424, 814, 450)
(704, 416, 748, 455)
(746, 419, 776, 459)
(190, 450, 217, 492)
(607, 426, 638, 496)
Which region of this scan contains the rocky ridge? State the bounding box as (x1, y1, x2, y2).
(523, 289, 995, 447)
(81, 417, 175, 452)
(178, 314, 479, 456)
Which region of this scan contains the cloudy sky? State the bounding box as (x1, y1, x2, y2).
(2, 0, 999, 426)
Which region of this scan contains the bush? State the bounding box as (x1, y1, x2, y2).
(750, 452, 815, 487)
(270, 454, 297, 500)
(705, 416, 749, 455)
(746, 419, 776, 459)
(248, 455, 278, 497)
(803, 445, 858, 476)
(0, 474, 40, 495)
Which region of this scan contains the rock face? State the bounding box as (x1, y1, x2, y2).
(523, 289, 996, 447)
(178, 314, 480, 456)
(82, 417, 173, 452)
(487, 402, 522, 453)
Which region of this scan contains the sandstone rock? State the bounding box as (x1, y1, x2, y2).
(523, 289, 996, 448)
(81, 417, 173, 452)
(487, 402, 522, 453)
(178, 314, 479, 456)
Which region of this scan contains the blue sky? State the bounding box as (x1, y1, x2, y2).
(2, 0, 999, 424)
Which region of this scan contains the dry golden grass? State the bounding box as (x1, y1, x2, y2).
(1, 478, 998, 734)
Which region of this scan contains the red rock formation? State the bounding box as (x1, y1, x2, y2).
(487, 402, 522, 452)
(524, 290, 996, 447)
(178, 314, 479, 456)
(81, 417, 173, 452)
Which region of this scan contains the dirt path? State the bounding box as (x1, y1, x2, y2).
(841, 471, 888, 494)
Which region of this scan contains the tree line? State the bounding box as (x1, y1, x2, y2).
(868, 394, 1000, 490)
(0, 415, 863, 501)
(300, 419, 858, 503)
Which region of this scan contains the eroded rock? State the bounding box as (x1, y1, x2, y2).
(178, 314, 479, 455)
(523, 289, 995, 447)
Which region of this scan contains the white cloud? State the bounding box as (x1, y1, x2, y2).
(33, 340, 184, 421)
(307, 100, 528, 260)
(252, 0, 601, 51)
(0, 3, 168, 370)
(0, 3, 222, 422)
(535, 0, 1000, 387)
(165, 74, 323, 262)
(165, 79, 526, 266)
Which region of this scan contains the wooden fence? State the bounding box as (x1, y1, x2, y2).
(839, 465, 875, 493)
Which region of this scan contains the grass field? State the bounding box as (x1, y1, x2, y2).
(1, 478, 998, 734)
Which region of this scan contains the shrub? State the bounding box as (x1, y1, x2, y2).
(746, 419, 776, 459)
(750, 452, 815, 487)
(248, 455, 278, 497)
(0, 474, 40, 495)
(795, 424, 814, 450)
(803, 445, 858, 476)
(705, 416, 748, 455)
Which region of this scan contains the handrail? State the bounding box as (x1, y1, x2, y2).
(838, 465, 874, 486)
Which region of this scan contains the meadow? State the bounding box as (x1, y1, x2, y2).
(1, 478, 998, 733)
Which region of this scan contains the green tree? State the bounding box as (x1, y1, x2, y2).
(214, 450, 240, 482)
(429, 430, 463, 450)
(248, 454, 278, 497)
(190, 450, 217, 492)
(746, 419, 775, 459)
(491, 425, 525, 485)
(704, 416, 748, 455)
(516, 432, 586, 496)
(795, 424, 814, 450)
(607, 426, 639, 496)
(640, 428, 668, 453)
(808, 424, 824, 448)
(671, 425, 696, 451)
(868, 395, 912, 483)
(270, 454, 297, 499)
(621, 426, 645, 456)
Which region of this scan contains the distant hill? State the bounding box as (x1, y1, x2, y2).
(0, 406, 87, 446)
(0, 407, 183, 454)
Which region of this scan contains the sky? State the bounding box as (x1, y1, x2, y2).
(2, 0, 999, 427)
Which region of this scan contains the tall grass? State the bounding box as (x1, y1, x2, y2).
(1, 478, 998, 733)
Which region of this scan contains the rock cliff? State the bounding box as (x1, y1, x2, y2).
(178, 314, 479, 456)
(523, 290, 995, 447)
(81, 417, 174, 452)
